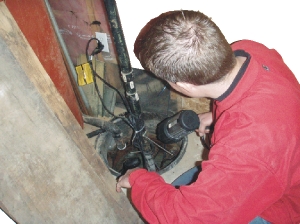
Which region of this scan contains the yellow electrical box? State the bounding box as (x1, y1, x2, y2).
(75, 63, 94, 86)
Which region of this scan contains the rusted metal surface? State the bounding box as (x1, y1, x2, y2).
(5, 0, 84, 127)
(48, 0, 118, 65)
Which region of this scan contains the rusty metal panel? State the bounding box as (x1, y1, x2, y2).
(48, 0, 118, 65)
(5, 0, 84, 127)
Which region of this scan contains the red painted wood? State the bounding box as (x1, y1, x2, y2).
(5, 0, 84, 127)
(48, 0, 118, 65)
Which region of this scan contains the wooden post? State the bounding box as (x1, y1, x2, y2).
(0, 3, 142, 223)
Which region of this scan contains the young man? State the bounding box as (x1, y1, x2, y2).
(116, 10, 300, 224)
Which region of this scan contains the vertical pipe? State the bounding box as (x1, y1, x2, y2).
(103, 0, 131, 73)
(103, 0, 156, 171)
(103, 0, 142, 117)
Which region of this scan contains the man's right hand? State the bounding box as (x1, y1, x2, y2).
(196, 112, 213, 136)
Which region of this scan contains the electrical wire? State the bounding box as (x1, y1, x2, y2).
(85, 38, 134, 129)
(85, 38, 131, 113)
(85, 38, 187, 172)
(200, 135, 211, 150)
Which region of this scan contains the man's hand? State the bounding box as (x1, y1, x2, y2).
(116, 167, 141, 192)
(196, 112, 213, 136)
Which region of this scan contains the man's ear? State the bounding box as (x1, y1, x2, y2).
(176, 82, 196, 91)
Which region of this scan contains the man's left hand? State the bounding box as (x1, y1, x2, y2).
(116, 168, 140, 192)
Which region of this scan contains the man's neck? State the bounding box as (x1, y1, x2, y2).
(203, 56, 247, 99)
(170, 56, 247, 99)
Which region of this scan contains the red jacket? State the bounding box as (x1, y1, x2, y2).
(129, 40, 300, 224)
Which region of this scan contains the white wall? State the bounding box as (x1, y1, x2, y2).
(116, 0, 300, 82)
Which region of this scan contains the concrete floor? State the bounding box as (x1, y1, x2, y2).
(161, 132, 205, 183)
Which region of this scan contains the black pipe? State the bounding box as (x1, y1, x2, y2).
(103, 0, 156, 171)
(103, 0, 142, 116)
(103, 0, 131, 73)
(83, 114, 126, 150)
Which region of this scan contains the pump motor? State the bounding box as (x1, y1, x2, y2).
(156, 110, 200, 144)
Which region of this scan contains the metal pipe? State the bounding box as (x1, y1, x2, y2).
(44, 0, 91, 112)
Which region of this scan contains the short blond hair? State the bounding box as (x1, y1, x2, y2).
(134, 10, 236, 85)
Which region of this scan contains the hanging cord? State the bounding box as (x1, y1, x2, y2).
(85, 38, 134, 128)
(85, 38, 153, 153)
(200, 136, 211, 150)
(85, 38, 181, 171)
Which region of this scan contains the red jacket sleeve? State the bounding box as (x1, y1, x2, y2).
(129, 148, 283, 223)
(128, 40, 300, 223)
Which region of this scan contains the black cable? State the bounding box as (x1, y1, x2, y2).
(85, 38, 134, 128)
(200, 135, 211, 150)
(85, 38, 157, 172)
(85, 38, 131, 114)
(93, 70, 132, 114)
(86, 38, 189, 172)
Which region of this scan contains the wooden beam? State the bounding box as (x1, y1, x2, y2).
(0, 2, 142, 223)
